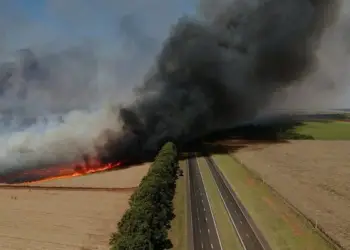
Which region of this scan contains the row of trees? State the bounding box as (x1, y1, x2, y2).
(110, 142, 180, 250)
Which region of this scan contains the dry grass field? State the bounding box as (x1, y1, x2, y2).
(233, 140, 350, 249)
(24, 163, 150, 188)
(0, 163, 150, 250)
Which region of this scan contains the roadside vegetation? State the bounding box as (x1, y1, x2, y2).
(168, 161, 187, 250)
(110, 142, 180, 250)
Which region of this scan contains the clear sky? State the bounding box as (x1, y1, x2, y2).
(1, 0, 197, 52)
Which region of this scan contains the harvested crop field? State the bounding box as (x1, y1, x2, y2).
(0, 163, 150, 250)
(23, 163, 150, 188)
(233, 140, 350, 249)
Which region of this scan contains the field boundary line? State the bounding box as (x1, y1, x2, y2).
(0, 185, 137, 192)
(227, 153, 344, 250)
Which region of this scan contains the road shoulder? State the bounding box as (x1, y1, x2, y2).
(169, 161, 187, 250)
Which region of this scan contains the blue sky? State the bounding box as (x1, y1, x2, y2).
(2, 0, 197, 51)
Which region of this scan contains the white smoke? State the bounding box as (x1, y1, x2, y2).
(0, 0, 188, 172)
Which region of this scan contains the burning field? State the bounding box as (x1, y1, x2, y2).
(0, 157, 123, 184)
(0, 0, 349, 248)
(0, 163, 150, 250)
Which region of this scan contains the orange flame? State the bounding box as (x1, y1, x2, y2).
(1, 158, 122, 184)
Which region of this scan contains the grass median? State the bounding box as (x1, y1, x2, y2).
(197, 157, 242, 250)
(213, 154, 338, 250)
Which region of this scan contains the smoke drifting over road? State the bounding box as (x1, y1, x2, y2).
(0, 0, 348, 172)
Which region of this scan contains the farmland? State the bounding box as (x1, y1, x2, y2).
(293, 121, 350, 140)
(0, 163, 149, 250)
(22, 163, 150, 188)
(2, 119, 350, 250)
(233, 140, 350, 249)
(176, 119, 350, 250)
(214, 153, 336, 250)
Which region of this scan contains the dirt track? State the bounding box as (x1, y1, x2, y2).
(234, 141, 350, 249)
(0, 163, 150, 250)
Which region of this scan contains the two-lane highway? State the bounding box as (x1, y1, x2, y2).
(188, 155, 222, 250)
(204, 156, 271, 250)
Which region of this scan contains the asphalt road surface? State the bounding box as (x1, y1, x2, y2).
(205, 156, 271, 250)
(188, 155, 222, 250)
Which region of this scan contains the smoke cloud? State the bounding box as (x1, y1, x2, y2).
(0, 0, 180, 172)
(100, 0, 348, 162)
(0, 0, 348, 173)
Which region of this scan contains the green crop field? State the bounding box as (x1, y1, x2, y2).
(293, 121, 350, 140)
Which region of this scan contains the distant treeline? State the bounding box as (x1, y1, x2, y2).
(110, 142, 180, 250)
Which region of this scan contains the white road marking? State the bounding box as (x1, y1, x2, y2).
(208, 229, 210, 234)
(240, 220, 243, 224)
(206, 161, 247, 250)
(211, 243, 214, 249)
(196, 157, 223, 250)
(246, 234, 250, 238)
(211, 157, 267, 250)
(201, 242, 204, 249)
(205, 217, 208, 221)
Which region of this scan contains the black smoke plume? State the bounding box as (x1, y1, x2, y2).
(100, 0, 342, 162)
(0, 0, 346, 178)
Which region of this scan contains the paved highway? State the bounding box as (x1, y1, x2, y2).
(204, 156, 271, 250)
(188, 155, 222, 250)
